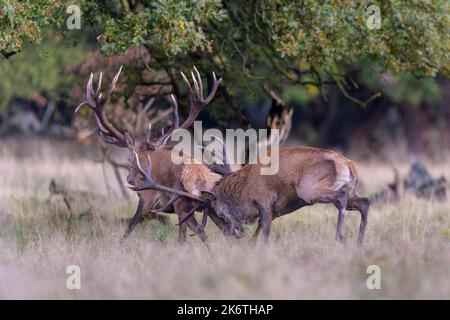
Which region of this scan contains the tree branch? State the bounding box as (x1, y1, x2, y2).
(1, 50, 19, 59)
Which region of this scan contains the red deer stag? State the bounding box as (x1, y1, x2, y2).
(76, 66, 233, 242)
(129, 147, 370, 246)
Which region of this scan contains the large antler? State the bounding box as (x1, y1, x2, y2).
(127, 152, 206, 204)
(155, 66, 222, 148)
(76, 66, 127, 147)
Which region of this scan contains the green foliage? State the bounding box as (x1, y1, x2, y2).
(100, 0, 227, 56)
(95, 0, 449, 110)
(0, 0, 448, 114)
(98, 1, 449, 77)
(0, 34, 86, 110)
(0, 0, 65, 54)
(282, 85, 315, 106)
(0, 0, 105, 57)
(362, 70, 443, 106)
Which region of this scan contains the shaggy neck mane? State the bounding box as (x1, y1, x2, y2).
(215, 165, 252, 203)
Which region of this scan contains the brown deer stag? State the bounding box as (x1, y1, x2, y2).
(76, 66, 233, 243)
(129, 147, 370, 246)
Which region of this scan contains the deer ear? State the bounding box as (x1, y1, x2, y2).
(124, 130, 135, 150)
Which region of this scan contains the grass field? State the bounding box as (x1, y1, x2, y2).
(0, 137, 449, 299)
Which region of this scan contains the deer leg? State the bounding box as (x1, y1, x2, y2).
(200, 209, 208, 229)
(333, 189, 349, 245)
(177, 214, 188, 242)
(62, 196, 73, 217)
(175, 203, 191, 242)
(336, 207, 347, 245)
(152, 212, 169, 225)
(250, 219, 262, 243)
(120, 198, 146, 242)
(175, 201, 208, 243)
(347, 196, 370, 246)
(121, 196, 163, 242)
(256, 204, 273, 244)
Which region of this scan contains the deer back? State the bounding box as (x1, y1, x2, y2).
(212, 147, 360, 206)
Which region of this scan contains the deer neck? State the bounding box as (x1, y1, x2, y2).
(213, 167, 251, 204)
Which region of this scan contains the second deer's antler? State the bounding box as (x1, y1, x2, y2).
(155, 66, 222, 148)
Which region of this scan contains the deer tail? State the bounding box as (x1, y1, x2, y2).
(347, 161, 360, 192)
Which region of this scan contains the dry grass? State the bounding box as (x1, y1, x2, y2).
(0, 137, 449, 299)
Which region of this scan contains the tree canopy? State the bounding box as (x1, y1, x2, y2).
(1, 1, 448, 104)
(0, 1, 449, 154)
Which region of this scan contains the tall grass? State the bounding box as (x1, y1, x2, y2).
(0, 137, 449, 299)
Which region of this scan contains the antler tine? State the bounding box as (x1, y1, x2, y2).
(181, 69, 222, 127)
(193, 66, 203, 98)
(96, 72, 103, 95)
(93, 113, 110, 133)
(92, 111, 123, 146)
(191, 71, 201, 97)
(103, 65, 123, 104)
(176, 204, 203, 226)
(75, 101, 88, 113)
(203, 72, 222, 105)
(170, 94, 180, 128)
(144, 154, 152, 180)
(86, 73, 96, 107)
(76, 73, 98, 113)
(135, 152, 152, 181)
(76, 67, 127, 147)
(151, 193, 181, 214)
(180, 71, 194, 99)
(201, 208, 208, 228)
(154, 68, 221, 148)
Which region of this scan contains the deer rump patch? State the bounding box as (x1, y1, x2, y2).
(296, 159, 353, 203)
